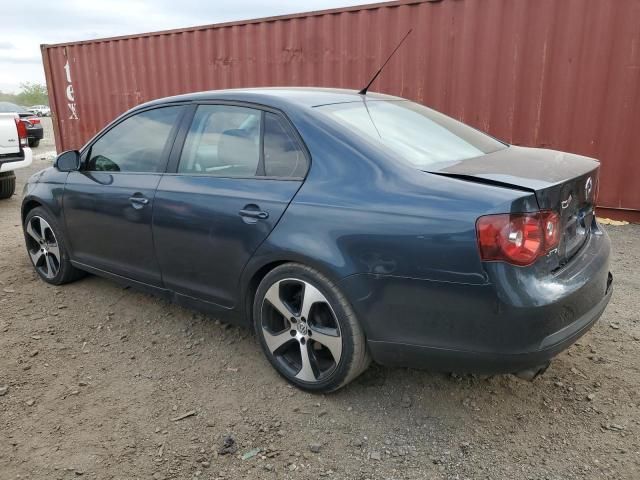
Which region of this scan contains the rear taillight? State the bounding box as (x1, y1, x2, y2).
(476, 211, 560, 266)
(26, 116, 40, 125)
(14, 116, 28, 147)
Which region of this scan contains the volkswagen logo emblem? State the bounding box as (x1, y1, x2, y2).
(297, 322, 308, 335)
(585, 177, 593, 198)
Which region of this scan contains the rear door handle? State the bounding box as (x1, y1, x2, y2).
(129, 195, 149, 208)
(239, 209, 269, 220)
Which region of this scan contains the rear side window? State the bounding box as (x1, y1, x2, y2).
(178, 105, 261, 177)
(263, 112, 307, 178)
(178, 105, 308, 179)
(87, 106, 181, 173)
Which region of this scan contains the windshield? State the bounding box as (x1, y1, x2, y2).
(317, 100, 507, 168)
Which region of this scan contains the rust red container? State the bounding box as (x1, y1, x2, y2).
(42, 0, 640, 216)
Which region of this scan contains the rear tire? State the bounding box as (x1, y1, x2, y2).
(23, 207, 85, 285)
(0, 172, 16, 199)
(28, 139, 40, 148)
(254, 263, 370, 392)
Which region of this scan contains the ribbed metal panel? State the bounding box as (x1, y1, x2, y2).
(42, 0, 640, 213)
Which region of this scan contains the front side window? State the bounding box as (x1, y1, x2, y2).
(317, 100, 506, 169)
(87, 106, 182, 173)
(178, 105, 261, 177)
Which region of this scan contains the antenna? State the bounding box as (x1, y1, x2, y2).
(359, 29, 413, 95)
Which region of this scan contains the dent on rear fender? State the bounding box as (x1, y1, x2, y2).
(259, 200, 491, 285)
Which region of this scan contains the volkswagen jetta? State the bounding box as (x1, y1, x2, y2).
(21, 88, 612, 391)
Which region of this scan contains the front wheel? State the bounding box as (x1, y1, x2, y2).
(23, 207, 85, 285)
(28, 139, 40, 148)
(254, 263, 370, 392)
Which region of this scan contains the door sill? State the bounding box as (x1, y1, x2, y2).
(70, 260, 244, 324)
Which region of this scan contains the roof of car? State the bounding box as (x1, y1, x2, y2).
(0, 102, 29, 114)
(140, 87, 403, 110)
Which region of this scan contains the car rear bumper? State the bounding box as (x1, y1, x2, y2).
(26, 125, 44, 140)
(366, 276, 611, 373)
(340, 225, 612, 373)
(0, 148, 32, 173)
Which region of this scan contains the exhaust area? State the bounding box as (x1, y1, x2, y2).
(513, 362, 551, 381)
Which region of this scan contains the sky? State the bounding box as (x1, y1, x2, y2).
(0, 0, 384, 94)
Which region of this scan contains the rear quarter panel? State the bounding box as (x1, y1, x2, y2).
(244, 108, 539, 331)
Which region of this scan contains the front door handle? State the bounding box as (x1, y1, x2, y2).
(239, 209, 269, 220)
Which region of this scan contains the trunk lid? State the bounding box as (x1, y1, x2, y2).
(429, 146, 599, 265)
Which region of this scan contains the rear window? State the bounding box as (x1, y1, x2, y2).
(317, 100, 506, 168)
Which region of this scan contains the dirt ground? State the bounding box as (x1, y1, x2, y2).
(1, 119, 639, 480)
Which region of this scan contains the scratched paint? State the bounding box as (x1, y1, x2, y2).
(41, 0, 640, 213)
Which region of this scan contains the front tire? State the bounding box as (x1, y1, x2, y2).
(0, 172, 16, 199)
(23, 207, 85, 285)
(254, 263, 370, 392)
(28, 139, 40, 148)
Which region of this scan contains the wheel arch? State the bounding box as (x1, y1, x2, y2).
(21, 197, 45, 224)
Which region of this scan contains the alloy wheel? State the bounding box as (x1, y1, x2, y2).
(25, 216, 61, 280)
(261, 278, 343, 383)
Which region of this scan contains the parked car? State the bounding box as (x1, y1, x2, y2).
(28, 105, 51, 117)
(0, 112, 32, 199)
(0, 102, 44, 148)
(21, 88, 612, 392)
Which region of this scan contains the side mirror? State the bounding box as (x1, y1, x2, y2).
(54, 150, 81, 172)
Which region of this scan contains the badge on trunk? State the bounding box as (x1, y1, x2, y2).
(585, 177, 593, 199)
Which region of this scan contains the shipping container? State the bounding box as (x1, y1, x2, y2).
(42, 0, 640, 218)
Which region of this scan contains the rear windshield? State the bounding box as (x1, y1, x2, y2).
(317, 100, 507, 168)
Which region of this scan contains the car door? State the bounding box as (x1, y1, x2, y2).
(63, 105, 184, 286)
(153, 103, 309, 307)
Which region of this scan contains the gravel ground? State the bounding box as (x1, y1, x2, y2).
(1, 119, 639, 479)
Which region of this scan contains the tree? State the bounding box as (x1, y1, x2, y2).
(16, 82, 48, 106)
(0, 90, 19, 103)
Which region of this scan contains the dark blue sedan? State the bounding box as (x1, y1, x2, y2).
(21, 88, 612, 391)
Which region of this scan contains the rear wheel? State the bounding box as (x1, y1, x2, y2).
(0, 172, 16, 199)
(24, 207, 85, 285)
(254, 263, 370, 392)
